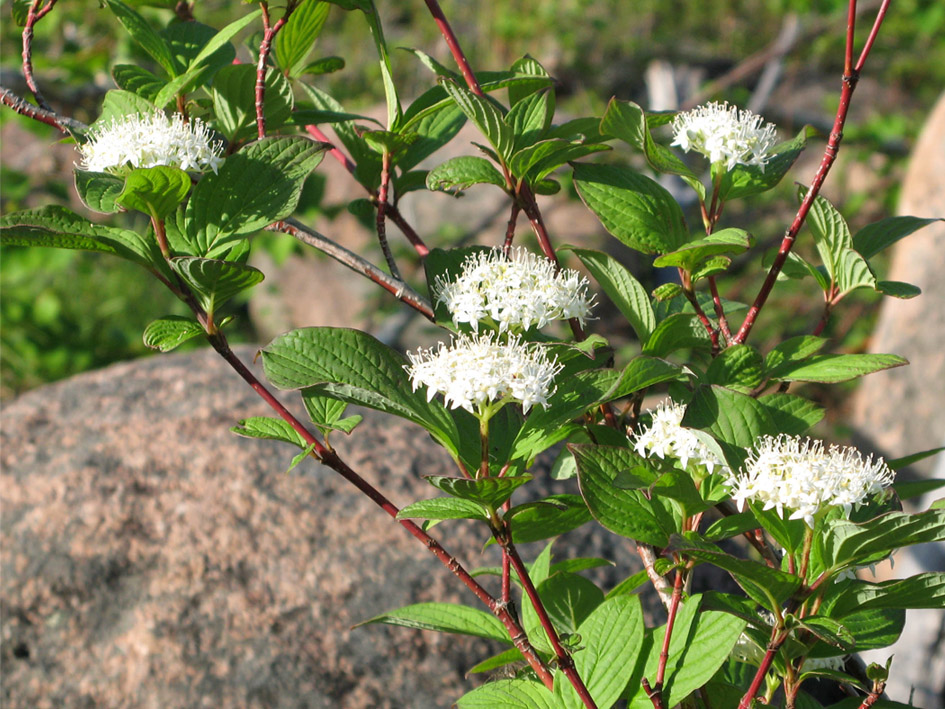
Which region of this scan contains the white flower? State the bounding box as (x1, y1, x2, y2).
(434, 247, 594, 333)
(671, 101, 778, 171)
(725, 435, 895, 528)
(406, 332, 562, 415)
(78, 111, 224, 176)
(633, 400, 728, 474)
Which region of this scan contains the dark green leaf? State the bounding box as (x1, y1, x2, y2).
(142, 315, 204, 352)
(104, 0, 179, 77)
(653, 228, 754, 271)
(184, 136, 326, 256)
(506, 494, 592, 544)
(301, 389, 361, 435)
(111, 64, 164, 101)
(571, 444, 676, 546)
(171, 257, 264, 316)
(853, 216, 942, 259)
(893, 478, 945, 501)
(875, 280, 921, 299)
(74, 170, 124, 214)
(359, 603, 511, 644)
(439, 79, 513, 161)
(798, 616, 855, 650)
(506, 89, 554, 151)
(210, 64, 294, 142)
(720, 127, 812, 201)
(509, 140, 611, 183)
(705, 344, 763, 392)
(93, 89, 158, 127)
(703, 512, 759, 542)
(566, 246, 655, 342)
(683, 384, 774, 447)
(573, 162, 689, 254)
(763, 335, 828, 378)
(767, 353, 908, 383)
(302, 56, 345, 75)
(642, 313, 712, 357)
(831, 573, 945, 614)
(425, 156, 506, 193)
(396, 98, 465, 172)
(424, 475, 531, 510)
(466, 648, 525, 674)
(824, 510, 945, 571)
(759, 393, 825, 436)
(888, 446, 945, 471)
(605, 356, 683, 400)
(508, 55, 552, 105)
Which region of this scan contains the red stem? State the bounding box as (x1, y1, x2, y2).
(732, 0, 889, 345)
(654, 570, 685, 691)
(21, 0, 57, 112)
(641, 678, 666, 709)
(738, 628, 787, 709)
(502, 201, 520, 256)
(206, 333, 554, 687)
(502, 540, 598, 708)
(375, 150, 402, 279)
(256, 3, 290, 139)
(0, 86, 74, 134)
(856, 679, 887, 708)
(422, 0, 484, 96)
(708, 277, 732, 343)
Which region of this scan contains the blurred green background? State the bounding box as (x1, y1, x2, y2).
(2, 0, 943, 399)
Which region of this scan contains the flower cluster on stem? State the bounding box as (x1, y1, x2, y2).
(726, 434, 895, 527)
(633, 400, 728, 474)
(78, 110, 224, 176)
(671, 101, 778, 171)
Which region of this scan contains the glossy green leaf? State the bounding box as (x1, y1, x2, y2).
(567, 246, 655, 342)
(803, 188, 876, 295)
(853, 215, 942, 259)
(439, 78, 513, 161)
(104, 0, 179, 77)
(261, 327, 465, 461)
(556, 594, 644, 709)
(276, 0, 330, 78)
(767, 353, 907, 383)
(210, 64, 294, 142)
(573, 162, 688, 255)
(508, 54, 553, 105)
(397, 99, 466, 172)
(425, 156, 506, 193)
(359, 602, 511, 644)
(510, 139, 611, 183)
(396, 497, 488, 521)
(876, 280, 921, 299)
(759, 393, 825, 436)
(74, 170, 124, 214)
(605, 356, 683, 401)
(719, 126, 812, 201)
(824, 509, 945, 570)
(171, 257, 264, 316)
(425, 475, 531, 510)
(111, 64, 164, 101)
(571, 444, 675, 546)
(115, 166, 191, 219)
(642, 313, 712, 357)
(142, 315, 204, 352)
(683, 384, 774, 447)
(231, 416, 307, 449)
(653, 228, 754, 271)
(763, 335, 828, 378)
(466, 648, 525, 674)
(705, 344, 763, 392)
(301, 389, 361, 436)
(506, 88, 554, 151)
(184, 136, 326, 256)
(521, 571, 604, 654)
(93, 89, 158, 127)
(505, 494, 592, 544)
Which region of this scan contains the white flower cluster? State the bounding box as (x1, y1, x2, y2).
(671, 101, 778, 171)
(435, 247, 594, 333)
(407, 332, 562, 415)
(726, 435, 895, 528)
(633, 400, 728, 473)
(78, 111, 224, 176)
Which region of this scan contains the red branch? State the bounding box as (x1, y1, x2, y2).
(21, 0, 57, 112)
(256, 2, 290, 139)
(732, 0, 890, 345)
(0, 86, 79, 134)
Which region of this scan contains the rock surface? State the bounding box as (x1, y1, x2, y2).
(1, 347, 509, 709)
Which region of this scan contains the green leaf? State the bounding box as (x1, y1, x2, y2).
(508, 55, 553, 105)
(759, 393, 825, 436)
(510, 140, 611, 184)
(505, 494, 592, 544)
(301, 56, 345, 75)
(888, 446, 945, 471)
(876, 280, 921, 299)
(142, 315, 204, 352)
(506, 88, 554, 151)
(571, 444, 675, 546)
(210, 64, 294, 142)
(853, 215, 942, 259)
(633, 601, 747, 708)
(566, 247, 655, 342)
(276, 0, 330, 78)
(667, 533, 801, 606)
(111, 64, 164, 101)
(231, 416, 307, 449)
(115, 166, 191, 219)
(171, 257, 264, 317)
(831, 573, 945, 615)
(720, 126, 812, 201)
(522, 572, 604, 654)
(763, 335, 828, 378)
(653, 228, 754, 271)
(153, 10, 261, 108)
(93, 89, 158, 127)
(74, 170, 124, 214)
(824, 509, 945, 570)
(803, 188, 876, 295)
(439, 78, 513, 161)
(184, 136, 326, 256)
(457, 679, 558, 709)
(359, 602, 511, 644)
(766, 353, 908, 384)
(300, 389, 361, 436)
(466, 647, 525, 674)
(705, 344, 763, 392)
(104, 0, 179, 77)
(425, 156, 506, 193)
(572, 162, 688, 255)
(260, 327, 464, 461)
(703, 511, 759, 542)
(556, 594, 644, 709)
(425, 475, 531, 510)
(683, 385, 774, 448)
(893, 478, 945, 502)
(605, 356, 683, 401)
(642, 313, 712, 357)
(396, 497, 487, 521)
(1, 205, 168, 277)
